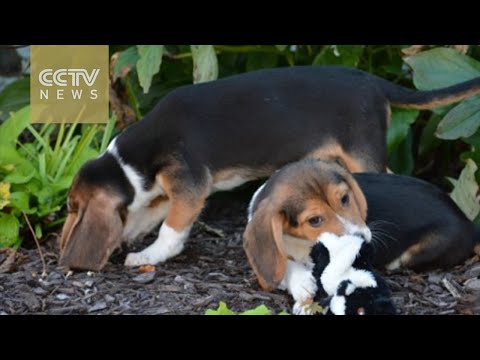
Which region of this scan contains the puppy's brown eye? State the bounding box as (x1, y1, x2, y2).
(341, 194, 349, 207)
(307, 216, 324, 227)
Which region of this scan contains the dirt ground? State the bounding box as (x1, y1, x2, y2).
(1, 190, 480, 315)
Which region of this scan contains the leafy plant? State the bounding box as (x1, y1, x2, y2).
(0, 106, 116, 247)
(205, 301, 289, 315)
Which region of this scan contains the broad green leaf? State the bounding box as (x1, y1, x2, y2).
(3, 170, 35, 185)
(0, 78, 30, 119)
(275, 45, 288, 51)
(449, 159, 480, 221)
(136, 45, 164, 93)
(24, 178, 41, 194)
(113, 47, 139, 80)
(436, 96, 480, 140)
(388, 131, 414, 175)
(205, 301, 235, 315)
(0, 182, 11, 210)
(464, 128, 480, 146)
(474, 212, 480, 226)
(419, 115, 442, 156)
(0, 145, 36, 177)
(404, 48, 480, 90)
(239, 305, 272, 315)
(0, 212, 20, 247)
(191, 45, 218, 84)
(0, 106, 31, 146)
(460, 149, 480, 171)
(387, 109, 419, 155)
(313, 45, 365, 67)
(50, 175, 74, 192)
(246, 52, 278, 72)
(9, 192, 30, 213)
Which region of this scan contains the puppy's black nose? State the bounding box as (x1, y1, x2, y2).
(354, 232, 366, 241)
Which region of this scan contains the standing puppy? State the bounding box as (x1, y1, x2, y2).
(245, 160, 479, 313)
(59, 66, 480, 271)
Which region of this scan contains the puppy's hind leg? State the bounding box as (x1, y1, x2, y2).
(125, 163, 211, 267)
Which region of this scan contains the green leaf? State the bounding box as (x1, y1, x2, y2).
(0, 212, 20, 248)
(387, 109, 419, 155)
(0, 145, 36, 180)
(388, 130, 414, 175)
(9, 192, 30, 213)
(35, 223, 42, 239)
(136, 45, 164, 93)
(0, 78, 30, 119)
(313, 45, 365, 67)
(205, 301, 235, 315)
(436, 96, 480, 140)
(246, 53, 278, 72)
(449, 159, 480, 221)
(0, 105, 31, 146)
(474, 212, 480, 226)
(275, 45, 288, 51)
(419, 115, 442, 156)
(404, 48, 480, 90)
(464, 128, 480, 146)
(113, 47, 139, 80)
(0, 182, 11, 210)
(191, 45, 218, 84)
(3, 170, 35, 185)
(239, 305, 272, 315)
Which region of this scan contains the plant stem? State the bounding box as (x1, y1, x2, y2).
(22, 212, 47, 277)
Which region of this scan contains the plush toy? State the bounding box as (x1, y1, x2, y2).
(310, 233, 396, 315)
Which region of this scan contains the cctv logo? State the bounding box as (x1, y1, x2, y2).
(31, 45, 108, 124)
(39, 69, 100, 87)
(38, 69, 100, 100)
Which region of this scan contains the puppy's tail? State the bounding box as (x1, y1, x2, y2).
(378, 76, 480, 110)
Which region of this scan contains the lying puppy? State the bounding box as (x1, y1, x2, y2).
(310, 233, 396, 315)
(245, 159, 479, 313)
(59, 65, 480, 271)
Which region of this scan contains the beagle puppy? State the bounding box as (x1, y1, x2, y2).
(59, 65, 480, 271)
(245, 159, 479, 313)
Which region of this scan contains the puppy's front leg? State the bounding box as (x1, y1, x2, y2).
(279, 260, 317, 315)
(125, 194, 206, 267)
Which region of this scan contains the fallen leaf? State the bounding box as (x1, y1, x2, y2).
(139, 264, 156, 273)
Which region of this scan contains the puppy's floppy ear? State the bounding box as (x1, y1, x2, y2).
(243, 200, 287, 291)
(59, 191, 124, 271)
(344, 173, 368, 221)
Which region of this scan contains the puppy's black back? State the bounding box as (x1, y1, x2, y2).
(354, 173, 476, 269)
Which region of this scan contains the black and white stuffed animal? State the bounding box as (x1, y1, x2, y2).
(310, 233, 396, 315)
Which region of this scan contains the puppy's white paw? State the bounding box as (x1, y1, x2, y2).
(293, 301, 315, 315)
(124, 251, 158, 267)
(289, 266, 317, 310)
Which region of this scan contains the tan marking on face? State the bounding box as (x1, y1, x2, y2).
(286, 198, 344, 241)
(326, 181, 366, 226)
(304, 141, 366, 173)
